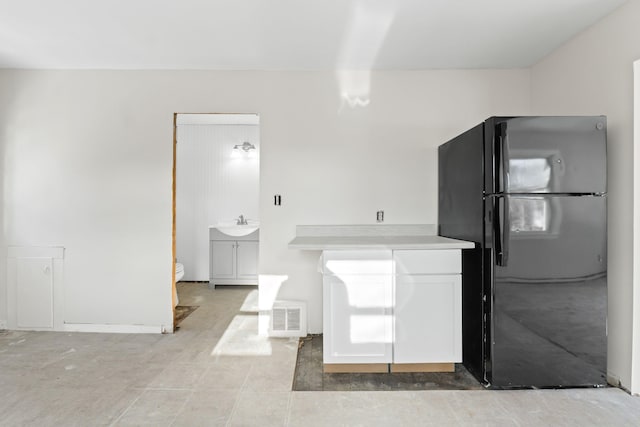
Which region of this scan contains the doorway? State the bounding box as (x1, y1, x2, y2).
(172, 113, 260, 326)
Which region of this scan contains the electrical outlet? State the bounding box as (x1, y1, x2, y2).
(376, 210, 384, 222)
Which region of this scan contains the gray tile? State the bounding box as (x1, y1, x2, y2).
(171, 390, 239, 427)
(0, 384, 142, 427)
(2, 283, 640, 427)
(56, 386, 144, 427)
(244, 359, 295, 392)
(164, 332, 223, 365)
(147, 363, 208, 389)
(114, 389, 191, 426)
(197, 358, 253, 390)
(228, 391, 290, 427)
(289, 391, 460, 427)
(532, 388, 640, 426)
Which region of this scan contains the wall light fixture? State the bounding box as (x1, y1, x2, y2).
(233, 141, 256, 152)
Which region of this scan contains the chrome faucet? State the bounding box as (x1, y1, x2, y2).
(236, 214, 248, 225)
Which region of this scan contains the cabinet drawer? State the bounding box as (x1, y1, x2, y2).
(322, 250, 393, 275)
(394, 250, 461, 274)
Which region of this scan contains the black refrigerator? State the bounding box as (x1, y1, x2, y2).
(438, 116, 607, 389)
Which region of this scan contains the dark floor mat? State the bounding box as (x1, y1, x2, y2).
(174, 305, 199, 328)
(292, 334, 484, 391)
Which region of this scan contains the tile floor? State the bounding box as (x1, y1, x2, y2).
(0, 282, 639, 426)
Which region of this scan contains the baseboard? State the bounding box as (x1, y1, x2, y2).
(63, 323, 165, 334)
(324, 363, 389, 373)
(390, 363, 455, 373)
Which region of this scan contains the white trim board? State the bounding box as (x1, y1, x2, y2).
(631, 58, 640, 395)
(63, 323, 166, 334)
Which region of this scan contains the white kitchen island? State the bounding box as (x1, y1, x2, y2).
(289, 224, 474, 373)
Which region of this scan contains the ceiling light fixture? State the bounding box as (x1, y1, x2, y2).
(233, 141, 256, 152)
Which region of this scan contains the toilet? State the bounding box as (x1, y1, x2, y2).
(174, 263, 185, 306)
(175, 263, 185, 282)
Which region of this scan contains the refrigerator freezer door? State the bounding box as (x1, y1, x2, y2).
(485, 116, 607, 195)
(486, 194, 607, 388)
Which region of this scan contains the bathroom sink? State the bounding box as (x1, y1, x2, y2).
(213, 222, 259, 237)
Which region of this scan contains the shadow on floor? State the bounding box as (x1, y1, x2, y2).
(293, 335, 484, 391)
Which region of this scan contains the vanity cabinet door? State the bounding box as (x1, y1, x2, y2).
(394, 275, 462, 363)
(236, 241, 258, 279)
(323, 275, 393, 364)
(210, 240, 235, 280)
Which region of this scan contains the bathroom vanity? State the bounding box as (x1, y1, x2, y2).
(209, 227, 259, 287)
(289, 224, 474, 373)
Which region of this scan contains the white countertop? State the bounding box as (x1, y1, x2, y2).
(288, 225, 475, 250)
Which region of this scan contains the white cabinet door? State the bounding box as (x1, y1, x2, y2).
(394, 275, 462, 363)
(323, 275, 393, 364)
(236, 241, 258, 279)
(16, 258, 54, 328)
(210, 241, 235, 279)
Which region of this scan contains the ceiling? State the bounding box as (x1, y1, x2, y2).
(0, 0, 627, 70)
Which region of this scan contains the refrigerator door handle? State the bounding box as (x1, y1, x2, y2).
(502, 196, 510, 266)
(494, 122, 508, 193)
(493, 197, 502, 265)
(494, 196, 509, 266)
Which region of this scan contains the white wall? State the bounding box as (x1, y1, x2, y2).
(0, 69, 530, 334)
(530, 0, 640, 392)
(256, 70, 531, 332)
(0, 72, 176, 330)
(176, 121, 259, 280)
